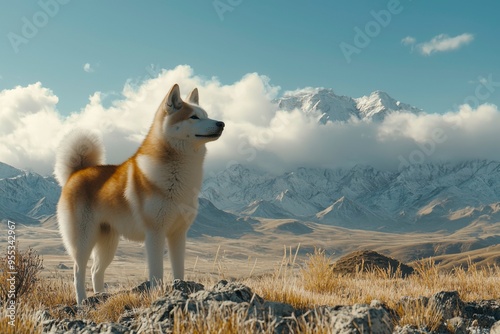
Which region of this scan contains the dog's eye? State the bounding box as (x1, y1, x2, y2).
(190, 115, 199, 120)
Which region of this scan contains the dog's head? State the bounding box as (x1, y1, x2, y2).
(158, 84, 224, 145)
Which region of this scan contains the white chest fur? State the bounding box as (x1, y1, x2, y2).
(136, 153, 204, 198)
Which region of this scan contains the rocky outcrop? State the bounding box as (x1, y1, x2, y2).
(332, 250, 415, 277)
(38, 281, 499, 334)
(39, 280, 394, 334)
(393, 293, 500, 333)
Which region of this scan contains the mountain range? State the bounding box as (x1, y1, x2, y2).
(202, 160, 500, 232)
(0, 162, 60, 225)
(1, 88, 499, 236)
(3, 157, 500, 235)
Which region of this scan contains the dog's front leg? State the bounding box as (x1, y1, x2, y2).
(145, 229, 165, 287)
(167, 228, 188, 280)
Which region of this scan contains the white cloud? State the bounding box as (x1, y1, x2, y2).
(401, 36, 416, 53)
(83, 63, 94, 73)
(402, 33, 474, 56)
(1, 65, 500, 176)
(401, 36, 416, 46)
(418, 33, 474, 55)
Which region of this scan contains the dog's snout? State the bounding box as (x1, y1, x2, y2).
(216, 121, 225, 128)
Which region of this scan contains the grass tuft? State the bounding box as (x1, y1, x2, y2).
(87, 292, 146, 323)
(172, 302, 275, 334)
(0, 243, 43, 302)
(301, 248, 339, 294)
(396, 298, 443, 332)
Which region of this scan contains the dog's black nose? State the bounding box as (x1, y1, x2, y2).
(216, 121, 225, 128)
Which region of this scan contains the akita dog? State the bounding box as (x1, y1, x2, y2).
(54, 84, 224, 304)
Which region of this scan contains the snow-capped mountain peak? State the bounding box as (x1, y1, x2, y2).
(355, 90, 422, 120)
(0, 162, 24, 180)
(276, 88, 422, 123)
(277, 87, 358, 123)
(0, 164, 61, 223)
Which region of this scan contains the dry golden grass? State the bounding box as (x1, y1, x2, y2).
(31, 276, 75, 310)
(172, 303, 275, 334)
(301, 248, 341, 294)
(3, 245, 500, 333)
(87, 292, 148, 323)
(0, 304, 41, 334)
(247, 246, 500, 331)
(0, 244, 44, 334)
(252, 246, 500, 307)
(395, 298, 443, 332)
(0, 245, 43, 302)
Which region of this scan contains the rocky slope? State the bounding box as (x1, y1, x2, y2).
(38, 280, 500, 334)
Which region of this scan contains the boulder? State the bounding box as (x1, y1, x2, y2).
(332, 250, 414, 277)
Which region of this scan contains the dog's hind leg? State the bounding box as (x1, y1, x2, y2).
(91, 223, 119, 293)
(74, 253, 91, 305)
(73, 232, 96, 305)
(60, 208, 97, 305)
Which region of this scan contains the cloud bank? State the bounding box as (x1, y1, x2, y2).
(1, 65, 500, 176)
(402, 33, 474, 56)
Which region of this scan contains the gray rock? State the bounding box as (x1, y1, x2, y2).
(428, 290, 464, 320)
(471, 313, 497, 330)
(308, 303, 394, 334)
(190, 279, 264, 305)
(447, 316, 466, 334)
(263, 300, 295, 318)
(146, 292, 187, 323)
(130, 281, 152, 294)
(56, 263, 70, 270)
(491, 320, 500, 334)
(35, 309, 52, 322)
(464, 299, 500, 321)
(82, 292, 112, 307)
(57, 305, 79, 317)
(392, 324, 427, 333)
(171, 279, 204, 295)
(370, 299, 399, 323)
(45, 319, 93, 333)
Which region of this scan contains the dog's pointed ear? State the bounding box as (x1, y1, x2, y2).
(187, 88, 199, 105)
(165, 84, 183, 113)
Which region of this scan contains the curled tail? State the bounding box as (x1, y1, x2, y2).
(54, 130, 105, 186)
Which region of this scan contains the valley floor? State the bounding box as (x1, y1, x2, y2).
(2, 215, 500, 333)
(5, 215, 500, 285)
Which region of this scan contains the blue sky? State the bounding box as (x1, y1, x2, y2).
(2, 1, 500, 174)
(1, 0, 499, 115)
